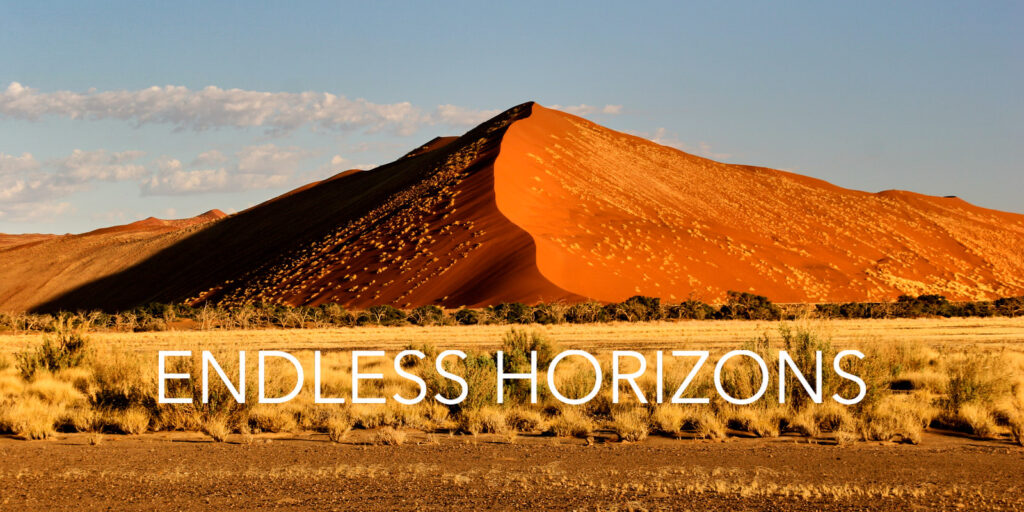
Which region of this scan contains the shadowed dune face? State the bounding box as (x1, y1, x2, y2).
(195, 103, 577, 309)
(494, 105, 1024, 302)
(0, 211, 226, 312)
(10, 103, 577, 312)
(2, 102, 1023, 312)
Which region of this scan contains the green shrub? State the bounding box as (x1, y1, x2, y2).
(564, 301, 608, 323)
(491, 303, 533, 324)
(454, 308, 484, 325)
(366, 305, 406, 326)
(666, 299, 715, 320)
(408, 305, 446, 326)
(718, 291, 781, 320)
(611, 296, 662, 321)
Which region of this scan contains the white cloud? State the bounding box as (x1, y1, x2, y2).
(0, 172, 76, 204)
(634, 128, 733, 161)
(53, 149, 147, 183)
(0, 201, 72, 223)
(0, 82, 509, 135)
(431, 104, 502, 126)
(696, 141, 732, 161)
(192, 149, 228, 166)
(141, 144, 308, 195)
(548, 104, 624, 116)
(235, 143, 312, 175)
(142, 158, 228, 195)
(91, 208, 135, 224)
(0, 152, 40, 174)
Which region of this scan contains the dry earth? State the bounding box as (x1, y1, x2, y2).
(1, 431, 1022, 511)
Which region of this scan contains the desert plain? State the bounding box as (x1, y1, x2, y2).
(1, 317, 1023, 511)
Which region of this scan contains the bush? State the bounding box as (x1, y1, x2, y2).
(202, 416, 231, 442)
(366, 305, 406, 326)
(327, 414, 353, 443)
(995, 296, 1024, 317)
(666, 299, 715, 320)
(16, 330, 90, 380)
(532, 303, 565, 325)
(454, 308, 484, 325)
(408, 305, 447, 326)
(718, 291, 781, 320)
(610, 296, 662, 322)
(491, 303, 533, 324)
(944, 356, 1003, 411)
(564, 302, 608, 323)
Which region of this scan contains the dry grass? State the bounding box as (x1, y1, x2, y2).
(611, 407, 650, 442)
(0, 396, 59, 439)
(326, 414, 352, 443)
(955, 403, 998, 439)
(202, 416, 230, 442)
(373, 427, 407, 445)
(548, 408, 596, 438)
(104, 407, 150, 435)
(0, 318, 1022, 448)
(247, 405, 297, 433)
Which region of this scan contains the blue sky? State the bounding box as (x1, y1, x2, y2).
(1, 1, 1021, 233)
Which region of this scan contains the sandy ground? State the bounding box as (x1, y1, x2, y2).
(2, 431, 1022, 511)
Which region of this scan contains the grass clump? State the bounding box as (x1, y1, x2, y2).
(0, 396, 59, 439)
(548, 408, 595, 438)
(373, 427, 407, 445)
(326, 414, 353, 443)
(611, 407, 650, 442)
(202, 416, 231, 442)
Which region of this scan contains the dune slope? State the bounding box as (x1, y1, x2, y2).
(3, 102, 1023, 312)
(495, 105, 1024, 302)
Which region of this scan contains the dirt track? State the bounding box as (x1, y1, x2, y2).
(2, 431, 1022, 511)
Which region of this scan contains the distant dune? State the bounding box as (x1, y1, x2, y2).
(2, 103, 1023, 312)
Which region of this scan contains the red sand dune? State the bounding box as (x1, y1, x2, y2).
(2, 103, 1022, 312)
(0, 210, 225, 312)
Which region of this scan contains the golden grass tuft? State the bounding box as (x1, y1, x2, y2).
(0, 396, 59, 439)
(27, 377, 85, 405)
(56, 404, 97, 432)
(956, 403, 998, 439)
(104, 407, 151, 434)
(202, 416, 231, 442)
(548, 408, 595, 438)
(611, 407, 650, 442)
(326, 413, 353, 443)
(373, 426, 407, 445)
(506, 406, 546, 432)
(247, 405, 298, 433)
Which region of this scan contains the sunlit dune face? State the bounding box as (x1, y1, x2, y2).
(494, 105, 1024, 303)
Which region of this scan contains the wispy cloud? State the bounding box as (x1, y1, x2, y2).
(0, 152, 40, 174)
(0, 144, 338, 214)
(0, 82, 511, 135)
(54, 149, 148, 183)
(548, 104, 623, 116)
(633, 128, 733, 161)
(0, 201, 72, 223)
(142, 143, 314, 195)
